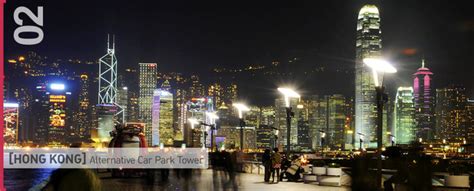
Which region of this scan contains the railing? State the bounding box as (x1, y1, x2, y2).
(240, 161, 264, 175)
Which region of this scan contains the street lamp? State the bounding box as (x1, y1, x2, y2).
(390, 135, 396, 147)
(358, 132, 365, 150)
(274, 129, 279, 148)
(206, 112, 219, 152)
(188, 118, 199, 147)
(363, 58, 397, 87)
(233, 103, 250, 151)
(363, 58, 397, 190)
(319, 130, 326, 151)
(278, 87, 300, 156)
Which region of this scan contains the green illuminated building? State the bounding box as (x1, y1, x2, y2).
(393, 87, 415, 144)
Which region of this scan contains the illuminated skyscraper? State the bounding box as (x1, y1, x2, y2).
(467, 100, 474, 143)
(344, 98, 355, 149)
(306, 96, 326, 150)
(256, 106, 275, 149)
(32, 82, 71, 145)
(295, 103, 311, 151)
(245, 106, 260, 128)
(98, 35, 118, 105)
(393, 87, 416, 144)
(117, 87, 128, 123)
(237, 106, 260, 149)
(152, 89, 175, 146)
(306, 95, 352, 150)
(175, 88, 187, 141)
(3, 103, 19, 145)
(355, 5, 382, 148)
(413, 59, 435, 140)
(225, 83, 238, 104)
(190, 75, 204, 98)
(139, 63, 158, 145)
(32, 83, 50, 144)
(127, 92, 139, 122)
(208, 83, 224, 106)
(122, 68, 139, 122)
(208, 82, 238, 108)
(327, 95, 347, 149)
(435, 85, 467, 141)
(94, 36, 123, 146)
(77, 74, 91, 140)
(14, 87, 32, 143)
(163, 81, 178, 142)
(159, 80, 183, 142)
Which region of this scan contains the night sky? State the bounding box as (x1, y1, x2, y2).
(4, 0, 474, 102)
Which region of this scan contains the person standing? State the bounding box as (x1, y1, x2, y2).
(262, 149, 272, 182)
(271, 148, 282, 183)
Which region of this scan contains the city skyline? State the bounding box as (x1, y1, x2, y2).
(2, 2, 474, 149)
(3, 1, 474, 105)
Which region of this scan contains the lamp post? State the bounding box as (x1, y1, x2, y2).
(188, 118, 199, 147)
(203, 126, 208, 149)
(319, 130, 326, 151)
(205, 112, 219, 152)
(233, 103, 250, 151)
(364, 58, 397, 190)
(442, 139, 447, 157)
(278, 87, 300, 157)
(390, 135, 396, 147)
(274, 129, 279, 148)
(358, 132, 365, 150)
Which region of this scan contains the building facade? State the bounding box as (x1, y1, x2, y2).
(138, 63, 158, 145)
(393, 87, 416, 144)
(355, 5, 382, 148)
(76, 74, 91, 141)
(327, 95, 348, 149)
(435, 85, 467, 141)
(3, 103, 19, 145)
(413, 60, 435, 140)
(152, 89, 175, 146)
(467, 100, 474, 143)
(32, 82, 71, 145)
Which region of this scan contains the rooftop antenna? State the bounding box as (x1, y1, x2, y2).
(421, 56, 426, 68)
(107, 34, 110, 50)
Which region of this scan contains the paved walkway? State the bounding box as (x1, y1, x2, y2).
(101, 169, 350, 191)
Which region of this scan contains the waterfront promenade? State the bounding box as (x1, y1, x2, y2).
(100, 169, 350, 191)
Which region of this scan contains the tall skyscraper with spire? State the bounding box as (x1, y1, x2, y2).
(93, 35, 124, 146)
(355, 5, 382, 148)
(413, 59, 435, 140)
(98, 35, 118, 105)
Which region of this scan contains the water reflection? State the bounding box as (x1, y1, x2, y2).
(5, 169, 55, 191)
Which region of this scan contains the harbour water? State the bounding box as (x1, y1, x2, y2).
(5, 169, 55, 191)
